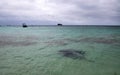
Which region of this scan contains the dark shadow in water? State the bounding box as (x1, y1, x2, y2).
(65, 37, 120, 45)
(114, 72, 117, 75)
(0, 66, 11, 69)
(45, 40, 68, 46)
(65, 38, 80, 43)
(80, 37, 119, 44)
(0, 40, 37, 47)
(58, 49, 95, 62)
(0, 35, 38, 47)
(59, 49, 86, 59)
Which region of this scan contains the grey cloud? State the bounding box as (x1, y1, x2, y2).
(0, 0, 120, 25)
(48, 0, 120, 23)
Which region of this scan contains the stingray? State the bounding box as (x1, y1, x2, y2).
(59, 50, 85, 59)
(58, 49, 94, 62)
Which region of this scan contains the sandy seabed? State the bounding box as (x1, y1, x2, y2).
(0, 26, 120, 75)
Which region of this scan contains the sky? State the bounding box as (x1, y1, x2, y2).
(0, 0, 120, 25)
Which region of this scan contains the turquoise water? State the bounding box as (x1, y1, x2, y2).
(0, 26, 120, 75)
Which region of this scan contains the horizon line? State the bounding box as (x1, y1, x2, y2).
(0, 25, 120, 27)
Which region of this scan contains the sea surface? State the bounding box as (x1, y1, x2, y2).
(0, 26, 120, 75)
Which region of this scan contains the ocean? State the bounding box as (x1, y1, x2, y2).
(0, 26, 120, 75)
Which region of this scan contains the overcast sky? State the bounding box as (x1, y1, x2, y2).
(0, 0, 120, 25)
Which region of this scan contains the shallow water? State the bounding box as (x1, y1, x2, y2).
(0, 26, 120, 75)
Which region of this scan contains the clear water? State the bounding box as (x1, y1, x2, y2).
(0, 26, 120, 75)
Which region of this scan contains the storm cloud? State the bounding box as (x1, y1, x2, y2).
(0, 0, 120, 25)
